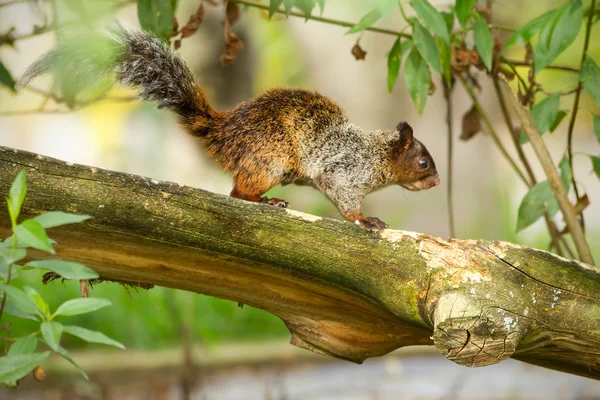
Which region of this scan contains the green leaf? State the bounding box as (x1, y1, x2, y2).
(387, 39, 414, 92)
(347, 9, 380, 34)
(549, 110, 567, 133)
(283, 0, 295, 16)
(580, 56, 600, 108)
(521, 95, 564, 145)
(593, 114, 600, 144)
(55, 345, 88, 380)
(438, 36, 452, 85)
(13, 219, 55, 254)
(441, 11, 454, 33)
(137, 0, 176, 39)
(0, 352, 50, 385)
(533, 93, 561, 133)
(387, 38, 402, 93)
(316, 0, 324, 15)
(41, 321, 63, 352)
(404, 47, 431, 114)
(63, 325, 125, 349)
(0, 248, 26, 265)
(8, 335, 38, 356)
(591, 156, 600, 179)
(559, 155, 572, 191)
(412, 23, 441, 74)
(455, 0, 475, 27)
(0, 283, 39, 317)
(3, 301, 38, 321)
(54, 297, 111, 317)
(7, 170, 26, 227)
(33, 212, 92, 229)
(502, 9, 556, 51)
(0, 61, 16, 92)
(473, 15, 493, 71)
(534, 0, 583, 75)
(295, 0, 316, 18)
(411, 0, 450, 43)
(376, 0, 397, 19)
(23, 286, 49, 317)
(517, 180, 559, 231)
(25, 260, 99, 280)
(268, 0, 283, 18)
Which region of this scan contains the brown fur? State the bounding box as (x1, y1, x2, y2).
(180, 86, 439, 229)
(19, 25, 439, 230)
(182, 87, 348, 200)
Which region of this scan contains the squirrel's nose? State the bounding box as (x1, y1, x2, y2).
(431, 175, 440, 187)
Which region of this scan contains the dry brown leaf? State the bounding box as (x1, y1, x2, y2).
(221, 1, 244, 67)
(451, 46, 481, 75)
(33, 366, 47, 382)
(351, 40, 367, 60)
(181, 3, 205, 39)
(574, 194, 590, 214)
(460, 105, 482, 141)
(226, 0, 240, 24)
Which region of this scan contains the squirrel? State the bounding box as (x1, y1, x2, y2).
(19, 24, 440, 230)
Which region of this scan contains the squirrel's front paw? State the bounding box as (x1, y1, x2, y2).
(358, 217, 388, 231)
(260, 197, 290, 208)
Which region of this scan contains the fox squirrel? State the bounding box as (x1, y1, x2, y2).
(19, 24, 440, 230)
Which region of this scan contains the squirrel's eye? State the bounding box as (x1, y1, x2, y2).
(419, 159, 428, 169)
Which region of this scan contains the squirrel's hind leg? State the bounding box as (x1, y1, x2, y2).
(230, 175, 289, 208)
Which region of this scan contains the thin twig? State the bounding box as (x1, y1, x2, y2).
(0, 86, 135, 116)
(565, 0, 596, 232)
(492, 77, 566, 256)
(235, 0, 412, 38)
(443, 81, 456, 238)
(0, 235, 17, 322)
(501, 79, 594, 265)
(492, 77, 536, 186)
(458, 75, 529, 186)
(501, 57, 580, 73)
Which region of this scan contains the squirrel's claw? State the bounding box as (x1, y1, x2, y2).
(261, 197, 290, 208)
(359, 217, 388, 231)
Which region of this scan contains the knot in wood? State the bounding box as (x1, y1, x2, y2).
(432, 293, 528, 368)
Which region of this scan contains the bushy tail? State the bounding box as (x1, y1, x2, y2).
(19, 23, 221, 134)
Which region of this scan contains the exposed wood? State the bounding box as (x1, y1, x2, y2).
(0, 146, 599, 379)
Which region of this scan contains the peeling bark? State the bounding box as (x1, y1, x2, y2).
(0, 146, 599, 379)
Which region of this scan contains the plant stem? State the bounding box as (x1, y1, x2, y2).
(443, 81, 456, 238)
(565, 0, 596, 232)
(501, 57, 580, 73)
(492, 77, 567, 255)
(458, 75, 529, 186)
(492, 77, 536, 186)
(0, 235, 17, 322)
(501, 79, 594, 265)
(235, 0, 411, 38)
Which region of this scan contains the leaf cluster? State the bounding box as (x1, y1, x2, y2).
(0, 171, 124, 388)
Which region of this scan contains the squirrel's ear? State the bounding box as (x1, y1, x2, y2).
(397, 122, 413, 148)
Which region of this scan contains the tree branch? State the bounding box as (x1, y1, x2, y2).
(0, 146, 599, 379)
(499, 80, 595, 266)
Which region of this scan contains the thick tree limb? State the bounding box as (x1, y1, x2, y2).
(0, 146, 599, 379)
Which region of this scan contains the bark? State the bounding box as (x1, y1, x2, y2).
(0, 146, 599, 379)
